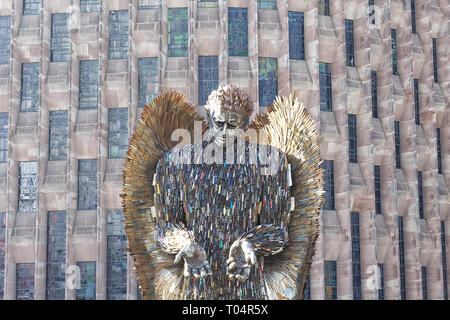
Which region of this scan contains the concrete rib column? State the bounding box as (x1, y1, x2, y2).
(330, 0, 352, 300)
(353, 0, 378, 300)
(4, 0, 20, 301)
(188, 0, 198, 104)
(158, 0, 167, 95)
(218, 0, 228, 86)
(277, 0, 290, 97)
(248, 0, 258, 115)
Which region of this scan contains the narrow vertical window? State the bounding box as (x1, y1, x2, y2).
(304, 276, 311, 300)
(46, 211, 66, 300)
(371, 71, 378, 118)
(442, 221, 448, 300)
(374, 165, 382, 214)
(23, 0, 41, 15)
(391, 29, 397, 75)
(79, 60, 99, 110)
(395, 121, 401, 169)
(348, 114, 357, 163)
(20, 63, 40, 112)
(432, 38, 438, 83)
(48, 111, 68, 161)
(76, 261, 96, 300)
(50, 13, 70, 62)
(378, 263, 384, 300)
(0, 16, 11, 65)
(108, 108, 128, 159)
(418, 171, 424, 219)
(368, 0, 375, 25)
(109, 10, 129, 60)
(323, 160, 335, 210)
(80, 0, 100, 12)
(411, 0, 416, 34)
(138, 57, 158, 108)
(18, 161, 38, 213)
(258, 57, 278, 108)
(0, 212, 5, 300)
(228, 8, 248, 57)
(422, 266, 427, 299)
(318, 0, 330, 16)
(345, 19, 355, 67)
(398, 216, 406, 300)
(414, 79, 420, 125)
(198, 56, 218, 106)
(0, 113, 8, 163)
(437, 128, 442, 174)
(168, 8, 188, 57)
(324, 260, 337, 300)
(351, 212, 361, 300)
(16, 263, 34, 300)
(258, 0, 276, 10)
(197, 0, 218, 8)
(288, 11, 305, 60)
(319, 62, 332, 111)
(77, 159, 97, 210)
(107, 210, 127, 300)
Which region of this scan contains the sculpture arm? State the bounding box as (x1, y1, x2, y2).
(239, 223, 288, 256)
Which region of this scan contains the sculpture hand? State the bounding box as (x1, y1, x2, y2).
(174, 240, 213, 279)
(226, 239, 257, 281)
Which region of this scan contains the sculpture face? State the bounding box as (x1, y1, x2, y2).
(209, 108, 246, 146)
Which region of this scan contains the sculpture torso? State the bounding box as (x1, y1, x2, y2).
(154, 141, 291, 299)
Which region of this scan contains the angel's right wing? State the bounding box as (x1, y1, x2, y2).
(121, 91, 206, 299)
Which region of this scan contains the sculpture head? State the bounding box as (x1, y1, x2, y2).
(204, 84, 254, 146)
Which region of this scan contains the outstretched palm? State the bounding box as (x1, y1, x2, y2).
(174, 240, 213, 279)
(226, 239, 257, 281)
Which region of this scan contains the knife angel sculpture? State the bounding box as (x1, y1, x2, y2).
(121, 84, 324, 300)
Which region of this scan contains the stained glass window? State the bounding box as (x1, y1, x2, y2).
(76, 261, 96, 300)
(414, 79, 420, 125)
(258, 0, 276, 10)
(411, 0, 416, 34)
(198, 56, 218, 106)
(351, 212, 361, 300)
(198, 0, 218, 8)
(378, 263, 384, 300)
(23, 0, 40, 15)
(0, 16, 11, 65)
(323, 160, 335, 210)
(391, 29, 397, 75)
(288, 11, 305, 60)
(107, 209, 127, 300)
(304, 276, 311, 300)
(395, 121, 401, 169)
(318, 0, 330, 16)
(79, 60, 99, 110)
(345, 19, 354, 67)
(0, 113, 8, 163)
(418, 171, 424, 219)
(18, 161, 38, 213)
(0, 212, 5, 300)
(324, 260, 337, 300)
(46, 211, 66, 300)
(432, 38, 438, 83)
(319, 62, 332, 111)
(368, 0, 375, 25)
(16, 263, 34, 300)
(398, 216, 406, 300)
(168, 8, 188, 57)
(80, 0, 100, 12)
(371, 71, 378, 118)
(138, 57, 158, 108)
(20, 63, 40, 112)
(108, 108, 128, 159)
(374, 165, 381, 214)
(77, 159, 97, 210)
(228, 8, 248, 57)
(109, 10, 129, 60)
(49, 111, 68, 161)
(348, 114, 357, 163)
(437, 128, 442, 174)
(51, 13, 70, 62)
(258, 57, 278, 108)
(138, 0, 158, 10)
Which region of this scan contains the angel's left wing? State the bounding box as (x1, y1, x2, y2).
(121, 91, 206, 299)
(249, 94, 324, 299)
